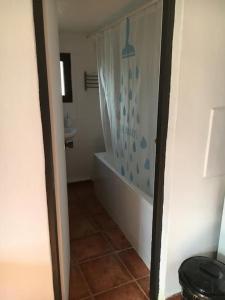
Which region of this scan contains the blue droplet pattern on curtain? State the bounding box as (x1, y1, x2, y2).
(117, 19, 155, 196)
(117, 53, 153, 194)
(96, 2, 162, 196)
(116, 16, 154, 195)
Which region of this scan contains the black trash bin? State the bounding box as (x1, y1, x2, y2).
(179, 256, 225, 300)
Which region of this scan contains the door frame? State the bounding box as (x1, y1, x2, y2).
(32, 0, 176, 299)
(33, 1, 62, 299)
(150, 1, 176, 299)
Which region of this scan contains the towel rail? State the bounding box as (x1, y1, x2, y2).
(84, 71, 99, 90)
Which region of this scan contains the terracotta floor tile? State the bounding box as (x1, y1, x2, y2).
(68, 182, 96, 208)
(68, 194, 80, 205)
(67, 183, 77, 197)
(70, 215, 97, 240)
(69, 267, 90, 300)
(80, 254, 132, 294)
(105, 228, 131, 250)
(71, 233, 112, 262)
(85, 198, 106, 216)
(73, 181, 95, 199)
(72, 196, 89, 209)
(68, 182, 151, 299)
(93, 213, 117, 231)
(95, 283, 147, 300)
(69, 197, 105, 217)
(137, 276, 150, 297)
(119, 249, 149, 279)
(69, 199, 87, 217)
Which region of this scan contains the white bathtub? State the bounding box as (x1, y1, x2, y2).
(93, 152, 153, 268)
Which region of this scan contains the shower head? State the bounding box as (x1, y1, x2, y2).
(122, 18, 135, 59)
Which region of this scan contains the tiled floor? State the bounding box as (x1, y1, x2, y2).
(68, 181, 150, 300)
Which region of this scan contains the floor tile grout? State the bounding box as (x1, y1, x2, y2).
(70, 230, 109, 243)
(135, 278, 150, 299)
(115, 251, 149, 298)
(68, 182, 150, 299)
(75, 249, 150, 298)
(75, 261, 94, 299)
(76, 249, 116, 265)
(101, 230, 133, 253)
(90, 279, 137, 297)
(76, 241, 150, 298)
(73, 233, 149, 297)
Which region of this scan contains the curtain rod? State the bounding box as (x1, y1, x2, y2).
(86, 0, 160, 39)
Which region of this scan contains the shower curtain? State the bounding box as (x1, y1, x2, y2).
(96, 1, 162, 196)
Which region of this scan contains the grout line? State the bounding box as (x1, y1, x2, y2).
(115, 246, 134, 253)
(74, 232, 116, 264)
(77, 245, 143, 266)
(137, 274, 151, 281)
(115, 250, 150, 298)
(101, 230, 133, 253)
(75, 245, 135, 297)
(79, 251, 119, 265)
(75, 262, 94, 299)
(135, 277, 150, 299)
(115, 252, 136, 280)
(91, 279, 136, 297)
(77, 247, 148, 298)
(70, 231, 105, 243)
(101, 231, 116, 249)
(77, 249, 114, 264)
(69, 184, 150, 299)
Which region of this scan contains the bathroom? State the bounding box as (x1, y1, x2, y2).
(3, 1, 225, 299)
(3, 0, 225, 298)
(58, 0, 162, 298)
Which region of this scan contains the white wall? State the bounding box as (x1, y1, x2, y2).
(160, 1, 225, 298)
(59, 33, 105, 182)
(0, 1, 54, 299)
(42, 1, 70, 299)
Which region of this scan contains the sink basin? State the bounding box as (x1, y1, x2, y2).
(64, 127, 77, 140)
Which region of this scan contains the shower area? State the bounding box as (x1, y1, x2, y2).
(93, 1, 162, 267)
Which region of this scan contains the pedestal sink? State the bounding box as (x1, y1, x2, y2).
(64, 127, 77, 141)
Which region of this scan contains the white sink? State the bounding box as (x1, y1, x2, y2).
(64, 127, 77, 140)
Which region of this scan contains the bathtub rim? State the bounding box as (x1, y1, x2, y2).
(94, 152, 153, 206)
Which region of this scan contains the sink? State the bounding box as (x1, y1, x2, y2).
(64, 127, 77, 140)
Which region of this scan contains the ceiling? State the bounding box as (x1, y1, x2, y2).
(56, 0, 151, 34)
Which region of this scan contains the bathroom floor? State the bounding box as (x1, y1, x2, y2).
(68, 181, 150, 300)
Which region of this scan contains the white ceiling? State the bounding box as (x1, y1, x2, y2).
(56, 0, 150, 33)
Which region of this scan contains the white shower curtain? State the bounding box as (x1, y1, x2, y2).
(96, 1, 162, 196)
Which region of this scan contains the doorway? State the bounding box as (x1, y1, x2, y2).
(33, 0, 175, 299)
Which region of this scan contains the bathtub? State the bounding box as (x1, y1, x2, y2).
(93, 152, 153, 268)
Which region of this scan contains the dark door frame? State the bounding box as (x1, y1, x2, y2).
(32, 0, 175, 299)
(33, 1, 62, 299)
(150, 1, 176, 299)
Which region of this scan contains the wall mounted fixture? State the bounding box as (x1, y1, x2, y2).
(84, 71, 98, 90)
